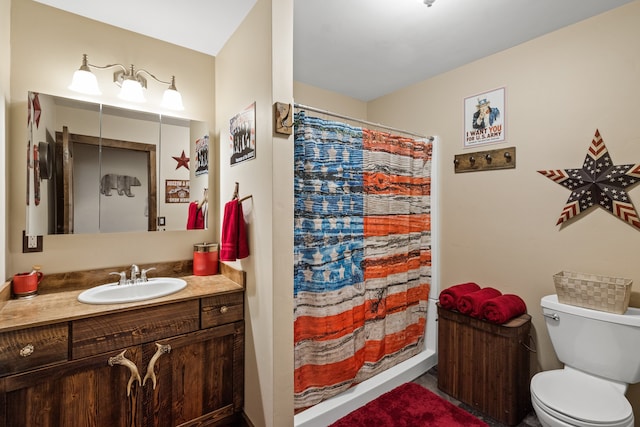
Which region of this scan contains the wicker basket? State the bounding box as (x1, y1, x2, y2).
(553, 271, 632, 314)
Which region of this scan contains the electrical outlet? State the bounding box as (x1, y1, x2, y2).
(22, 230, 43, 253)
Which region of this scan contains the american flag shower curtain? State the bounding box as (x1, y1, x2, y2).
(293, 111, 433, 409)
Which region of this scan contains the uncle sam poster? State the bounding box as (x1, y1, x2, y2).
(464, 87, 505, 148)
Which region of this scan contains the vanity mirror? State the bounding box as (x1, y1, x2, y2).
(26, 92, 210, 235)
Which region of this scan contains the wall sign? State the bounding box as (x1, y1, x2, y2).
(464, 87, 506, 148)
(165, 179, 190, 203)
(230, 102, 256, 166)
(195, 135, 209, 176)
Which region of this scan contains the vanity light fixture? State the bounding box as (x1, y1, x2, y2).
(68, 54, 184, 111)
(68, 54, 101, 95)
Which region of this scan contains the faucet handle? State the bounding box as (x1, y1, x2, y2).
(110, 271, 127, 286)
(141, 267, 156, 282)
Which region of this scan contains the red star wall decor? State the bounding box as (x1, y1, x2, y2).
(538, 129, 640, 230)
(172, 150, 190, 170)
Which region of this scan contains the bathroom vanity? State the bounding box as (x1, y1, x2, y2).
(0, 262, 245, 427)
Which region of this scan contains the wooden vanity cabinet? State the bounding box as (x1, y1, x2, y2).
(142, 322, 244, 426)
(2, 345, 143, 427)
(0, 291, 244, 427)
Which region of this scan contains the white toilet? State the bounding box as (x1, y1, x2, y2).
(530, 294, 640, 427)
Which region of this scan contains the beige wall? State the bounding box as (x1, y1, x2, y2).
(215, 0, 293, 426)
(1, 0, 9, 282)
(8, 0, 216, 277)
(365, 1, 640, 421)
(293, 81, 367, 119)
(271, 0, 295, 425)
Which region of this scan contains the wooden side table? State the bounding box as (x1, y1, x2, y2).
(437, 305, 532, 426)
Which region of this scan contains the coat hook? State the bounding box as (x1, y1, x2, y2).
(232, 182, 239, 200)
(504, 152, 512, 161)
(469, 156, 475, 165)
(485, 154, 492, 163)
(453, 158, 459, 166)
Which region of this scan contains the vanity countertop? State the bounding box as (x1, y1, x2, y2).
(0, 269, 244, 333)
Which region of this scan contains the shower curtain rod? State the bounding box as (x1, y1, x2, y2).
(294, 103, 433, 141)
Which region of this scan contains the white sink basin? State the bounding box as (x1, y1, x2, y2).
(78, 277, 187, 304)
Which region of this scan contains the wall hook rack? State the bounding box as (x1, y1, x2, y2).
(454, 147, 516, 173)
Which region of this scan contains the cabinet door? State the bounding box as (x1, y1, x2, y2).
(2, 347, 143, 427)
(142, 321, 244, 427)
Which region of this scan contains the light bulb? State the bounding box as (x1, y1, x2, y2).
(118, 78, 146, 103)
(161, 88, 184, 110)
(69, 69, 101, 95)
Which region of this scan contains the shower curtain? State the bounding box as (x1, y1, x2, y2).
(293, 111, 433, 409)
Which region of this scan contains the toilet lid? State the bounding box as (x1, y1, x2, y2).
(531, 370, 633, 425)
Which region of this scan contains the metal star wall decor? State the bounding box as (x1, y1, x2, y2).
(538, 129, 640, 230)
(172, 150, 190, 170)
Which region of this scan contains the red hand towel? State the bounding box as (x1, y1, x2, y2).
(186, 201, 205, 230)
(457, 287, 502, 318)
(220, 199, 250, 261)
(438, 282, 481, 310)
(481, 294, 527, 324)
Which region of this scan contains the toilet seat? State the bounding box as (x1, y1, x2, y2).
(531, 370, 633, 427)
(532, 392, 632, 427)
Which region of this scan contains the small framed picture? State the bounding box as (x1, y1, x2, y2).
(464, 87, 506, 148)
(165, 179, 190, 203)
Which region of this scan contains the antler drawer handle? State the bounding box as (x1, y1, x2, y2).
(19, 344, 34, 357)
(220, 305, 229, 314)
(108, 350, 141, 396)
(143, 343, 171, 389)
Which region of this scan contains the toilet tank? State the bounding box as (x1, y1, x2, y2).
(541, 294, 640, 384)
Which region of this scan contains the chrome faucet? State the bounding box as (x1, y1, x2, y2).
(110, 265, 153, 285)
(130, 264, 140, 283)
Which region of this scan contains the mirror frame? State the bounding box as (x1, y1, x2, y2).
(55, 127, 157, 234)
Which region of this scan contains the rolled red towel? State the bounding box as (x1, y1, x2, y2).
(438, 282, 481, 310)
(457, 287, 502, 318)
(481, 294, 527, 324)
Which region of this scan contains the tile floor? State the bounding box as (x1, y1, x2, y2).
(413, 367, 542, 427)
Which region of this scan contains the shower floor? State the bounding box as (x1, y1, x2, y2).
(413, 366, 542, 427)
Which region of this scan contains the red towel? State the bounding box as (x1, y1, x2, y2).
(481, 294, 527, 324)
(186, 201, 205, 230)
(457, 287, 502, 318)
(220, 199, 250, 261)
(438, 282, 481, 310)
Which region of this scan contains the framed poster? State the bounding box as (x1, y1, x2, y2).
(195, 135, 209, 176)
(230, 102, 256, 165)
(165, 179, 190, 203)
(464, 87, 505, 148)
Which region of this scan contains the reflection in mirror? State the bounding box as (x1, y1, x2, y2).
(26, 92, 210, 235)
(160, 116, 210, 231)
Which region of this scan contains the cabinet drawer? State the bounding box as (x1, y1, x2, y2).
(201, 292, 244, 328)
(71, 300, 199, 359)
(0, 323, 68, 375)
